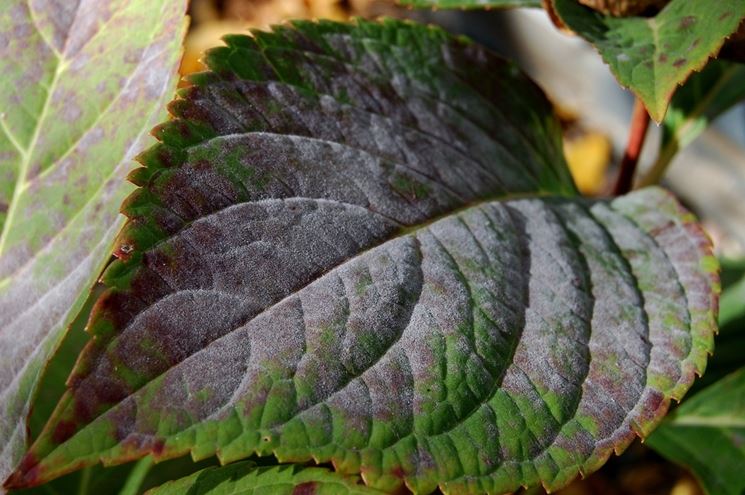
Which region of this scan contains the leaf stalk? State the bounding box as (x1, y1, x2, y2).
(613, 98, 650, 195)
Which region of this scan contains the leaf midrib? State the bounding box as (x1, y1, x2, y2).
(0, 60, 65, 258)
(0, 1, 164, 260)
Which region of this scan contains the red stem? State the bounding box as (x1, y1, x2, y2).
(613, 99, 651, 195)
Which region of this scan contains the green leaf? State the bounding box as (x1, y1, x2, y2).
(687, 258, 745, 395)
(146, 462, 383, 495)
(646, 367, 745, 495)
(550, 0, 745, 121)
(8, 19, 718, 495)
(719, 260, 745, 330)
(0, 0, 187, 485)
(639, 60, 745, 185)
(397, 0, 541, 10)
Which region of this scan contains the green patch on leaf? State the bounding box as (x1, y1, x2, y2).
(550, 0, 745, 121)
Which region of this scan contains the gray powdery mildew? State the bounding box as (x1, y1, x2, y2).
(62, 192, 701, 494)
(71, 38, 564, 412)
(34, 24, 711, 494)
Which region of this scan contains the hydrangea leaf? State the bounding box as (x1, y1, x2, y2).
(550, 0, 745, 121)
(397, 0, 541, 10)
(0, 0, 187, 486)
(146, 462, 383, 495)
(646, 367, 745, 495)
(7, 19, 718, 495)
(639, 60, 745, 186)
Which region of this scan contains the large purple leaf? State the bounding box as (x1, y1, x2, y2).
(7, 19, 718, 495)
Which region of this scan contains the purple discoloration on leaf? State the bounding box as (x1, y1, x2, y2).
(293, 482, 318, 495)
(678, 15, 696, 30)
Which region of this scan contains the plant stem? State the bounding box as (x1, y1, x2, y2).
(77, 466, 92, 495)
(613, 98, 651, 195)
(118, 457, 154, 495)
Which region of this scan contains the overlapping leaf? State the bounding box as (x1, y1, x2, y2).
(7, 19, 718, 495)
(550, 0, 745, 121)
(146, 462, 382, 495)
(398, 0, 540, 9)
(647, 367, 745, 495)
(0, 0, 187, 486)
(639, 60, 745, 185)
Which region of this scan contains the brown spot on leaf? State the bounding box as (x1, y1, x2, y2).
(391, 466, 407, 479)
(152, 438, 166, 456)
(678, 16, 696, 30)
(3, 452, 40, 489)
(673, 58, 687, 68)
(658, 53, 668, 63)
(293, 482, 318, 495)
(114, 243, 135, 260)
(719, 11, 733, 21)
(51, 420, 77, 444)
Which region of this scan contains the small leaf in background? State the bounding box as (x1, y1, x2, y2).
(146, 463, 382, 495)
(550, 0, 745, 121)
(639, 60, 745, 186)
(7, 18, 718, 495)
(646, 367, 745, 495)
(574, 0, 668, 17)
(0, 0, 187, 486)
(398, 0, 541, 10)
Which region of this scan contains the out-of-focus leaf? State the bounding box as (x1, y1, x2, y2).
(550, 0, 745, 121)
(719, 267, 745, 329)
(8, 19, 719, 495)
(575, 0, 668, 17)
(0, 0, 187, 486)
(639, 60, 745, 185)
(146, 463, 382, 495)
(398, 0, 540, 9)
(688, 258, 745, 395)
(646, 367, 745, 495)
